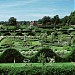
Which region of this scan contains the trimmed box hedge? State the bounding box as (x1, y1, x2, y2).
(0, 63, 75, 75)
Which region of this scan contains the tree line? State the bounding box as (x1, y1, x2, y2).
(0, 11, 75, 26)
(38, 11, 75, 26)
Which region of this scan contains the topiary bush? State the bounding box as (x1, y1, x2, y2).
(0, 48, 25, 63)
(30, 47, 62, 63)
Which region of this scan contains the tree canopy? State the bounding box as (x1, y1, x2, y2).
(8, 17, 17, 26)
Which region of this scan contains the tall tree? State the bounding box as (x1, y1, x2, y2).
(62, 16, 69, 25)
(42, 16, 51, 25)
(8, 17, 17, 26)
(38, 19, 42, 24)
(52, 15, 60, 25)
(69, 16, 75, 25)
(69, 11, 75, 25)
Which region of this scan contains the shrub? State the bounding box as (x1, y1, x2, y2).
(0, 48, 24, 63)
(0, 63, 75, 75)
(16, 32, 23, 36)
(30, 47, 62, 63)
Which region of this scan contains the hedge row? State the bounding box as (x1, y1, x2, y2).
(0, 47, 75, 63)
(0, 63, 75, 75)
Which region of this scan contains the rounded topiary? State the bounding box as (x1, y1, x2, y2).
(0, 48, 24, 63)
(30, 47, 62, 63)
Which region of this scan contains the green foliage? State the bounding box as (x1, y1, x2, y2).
(0, 37, 13, 47)
(38, 19, 42, 24)
(38, 53, 46, 65)
(30, 47, 61, 63)
(16, 32, 23, 36)
(0, 48, 24, 63)
(8, 17, 17, 26)
(0, 11, 75, 28)
(70, 16, 75, 25)
(0, 26, 16, 30)
(69, 11, 75, 25)
(0, 63, 75, 75)
(52, 15, 60, 25)
(42, 16, 51, 25)
(19, 25, 27, 30)
(62, 16, 69, 25)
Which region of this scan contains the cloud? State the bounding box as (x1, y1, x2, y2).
(0, 0, 38, 9)
(0, 0, 73, 21)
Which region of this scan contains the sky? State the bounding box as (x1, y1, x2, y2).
(0, 0, 74, 21)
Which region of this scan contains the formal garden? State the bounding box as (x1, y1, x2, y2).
(0, 11, 75, 75)
(0, 25, 75, 75)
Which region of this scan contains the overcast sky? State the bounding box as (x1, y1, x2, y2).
(0, 0, 74, 21)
